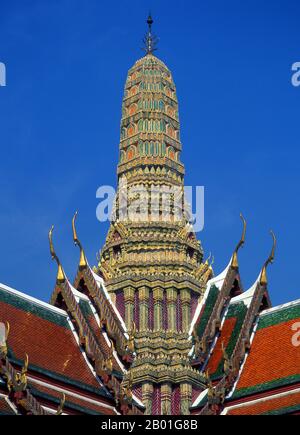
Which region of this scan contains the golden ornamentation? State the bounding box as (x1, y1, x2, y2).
(0, 321, 10, 358)
(222, 342, 231, 374)
(260, 230, 276, 286)
(127, 321, 136, 353)
(72, 211, 87, 268)
(48, 225, 65, 283)
(231, 213, 246, 269)
(14, 353, 29, 391)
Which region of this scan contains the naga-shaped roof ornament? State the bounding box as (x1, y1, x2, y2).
(72, 211, 87, 268)
(143, 13, 158, 55)
(260, 230, 276, 286)
(48, 225, 65, 283)
(231, 213, 246, 269)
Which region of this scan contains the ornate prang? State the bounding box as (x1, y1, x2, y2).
(96, 36, 208, 407)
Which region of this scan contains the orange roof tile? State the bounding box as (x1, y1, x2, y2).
(28, 380, 116, 415)
(227, 390, 300, 415)
(207, 317, 237, 375)
(0, 396, 16, 415)
(0, 288, 108, 396)
(234, 304, 300, 396)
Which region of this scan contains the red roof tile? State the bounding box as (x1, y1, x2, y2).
(236, 317, 300, 392)
(0, 289, 105, 394)
(0, 396, 16, 415)
(227, 390, 300, 415)
(28, 381, 116, 415)
(207, 317, 237, 375)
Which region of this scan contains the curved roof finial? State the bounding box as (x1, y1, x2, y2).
(231, 213, 246, 269)
(260, 230, 276, 286)
(72, 211, 87, 268)
(143, 13, 158, 55)
(48, 225, 65, 283)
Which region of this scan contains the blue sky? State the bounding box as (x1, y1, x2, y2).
(0, 0, 299, 306)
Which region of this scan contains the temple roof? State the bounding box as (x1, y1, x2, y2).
(231, 298, 300, 399)
(191, 289, 300, 415)
(0, 395, 17, 415)
(0, 282, 117, 414)
(0, 283, 111, 396)
(224, 388, 300, 415)
(189, 259, 232, 338)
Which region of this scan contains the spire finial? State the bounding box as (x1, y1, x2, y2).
(147, 12, 153, 29)
(143, 13, 158, 55)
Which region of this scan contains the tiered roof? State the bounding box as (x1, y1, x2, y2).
(0, 214, 144, 415)
(190, 229, 300, 416)
(232, 300, 300, 399)
(0, 214, 299, 415)
(0, 283, 117, 414)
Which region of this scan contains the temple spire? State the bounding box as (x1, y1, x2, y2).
(143, 13, 158, 54)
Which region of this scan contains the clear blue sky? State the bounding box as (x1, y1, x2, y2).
(0, 0, 299, 306)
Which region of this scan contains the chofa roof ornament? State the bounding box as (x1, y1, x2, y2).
(231, 213, 246, 269)
(260, 230, 276, 286)
(72, 211, 87, 268)
(48, 225, 65, 284)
